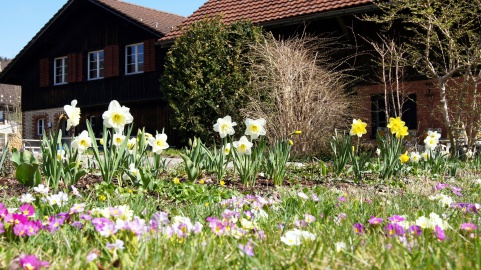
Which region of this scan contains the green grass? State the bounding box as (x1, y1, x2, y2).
(1, 168, 481, 269)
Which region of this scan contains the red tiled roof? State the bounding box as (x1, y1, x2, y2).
(96, 0, 185, 35)
(161, 0, 373, 42)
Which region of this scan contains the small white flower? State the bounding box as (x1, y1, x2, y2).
(86, 252, 98, 262)
(233, 136, 253, 155)
(20, 193, 35, 203)
(375, 148, 381, 156)
(410, 152, 421, 163)
(335, 241, 346, 252)
(106, 239, 124, 250)
(244, 118, 266, 140)
(112, 133, 126, 147)
(213, 116, 237, 138)
(71, 185, 82, 198)
(280, 229, 316, 246)
(34, 184, 49, 195)
(297, 192, 309, 200)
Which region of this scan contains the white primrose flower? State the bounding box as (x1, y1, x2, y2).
(281, 229, 316, 246)
(20, 193, 35, 203)
(244, 118, 266, 140)
(71, 130, 92, 153)
(102, 100, 133, 133)
(34, 184, 49, 195)
(64, 99, 81, 130)
(213, 116, 237, 138)
(335, 242, 347, 253)
(233, 136, 253, 155)
(148, 133, 169, 155)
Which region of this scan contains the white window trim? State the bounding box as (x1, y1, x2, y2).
(125, 43, 144, 75)
(88, 50, 104, 81)
(54, 56, 68, 85)
(37, 118, 45, 136)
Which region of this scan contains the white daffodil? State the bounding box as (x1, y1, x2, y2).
(56, 149, 66, 161)
(244, 118, 266, 140)
(375, 148, 381, 156)
(34, 184, 49, 195)
(64, 99, 81, 130)
(422, 151, 430, 161)
(233, 136, 253, 155)
(102, 100, 134, 133)
(71, 130, 92, 153)
(410, 152, 421, 163)
(127, 138, 137, 154)
(427, 130, 441, 140)
(128, 163, 140, 180)
(148, 133, 169, 155)
(223, 143, 231, 156)
(213, 116, 237, 138)
(424, 137, 438, 150)
(112, 133, 126, 147)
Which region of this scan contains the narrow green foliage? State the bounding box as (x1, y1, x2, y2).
(265, 139, 291, 186)
(202, 138, 231, 181)
(180, 137, 205, 182)
(0, 141, 9, 174)
(330, 130, 352, 176)
(377, 132, 404, 180)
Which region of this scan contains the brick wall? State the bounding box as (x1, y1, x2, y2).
(23, 107, 64, 139)
(353, 79, 446, 139)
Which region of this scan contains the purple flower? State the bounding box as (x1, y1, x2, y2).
(278, 223, 285, 230)
(106, 239, 124, 250)
(98, 222, 118, 237)
(460, 223, 478, 232)
(150, 212, 170, 229)
(304, 214, 316, 223)
(254, 229, 265, 240)
(92, 217, 112, 231)
(80, 214, 93, 220)
(384, 223, 405, 237)
(435, 183, 449, 190)
(450, 186, 462, 196)
(0, 222, 4, 234)
(19, 204, 35, 217)
(46, 216, 65, 233)
(5, 213, 28, 225)
(126, 216, 147, 236)
(388, 215, 405, 223)
(353, 223, 364, 235)
(86, 252, 98, 262)
(452, 203, 478, 214)
(239, 240, 255, 256)
(72, 221, 84, 230)
(368, 216, 384, 225)
(207, 217, 225, 236)
(365, 198, 371, 204)
(70, 203, 86, 213)
(14, 223, 30, 237)
(338, 197, 347, 203)
(408, 225, 422, 236)
(434, 225, 446, 241)
(294, 219, 307, 228)
(311, 193, 320, 202)
(19, 254, 50, 270)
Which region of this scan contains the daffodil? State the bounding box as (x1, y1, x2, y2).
(128, 163, 140, 180)
(410, 152, 421, 163)
(395, 125, 409, 138)
(71, 130, 92, 153)
(233, 136, 253, 155)
(213, 116, 237, 138)
(148, 133, 169, 155)
(387, 117, 406, 135)
(102, 100, 133, 133)
(64, 99, 81, 130)
(350, 119, 367, 137)
(400, 151, 410, 163)
(424, 137, 438, 150)
(112, 133, 126, 147)
(244, 118, 266, 139)
(223, 143, 231, 155)
(56, 149, 66, 161)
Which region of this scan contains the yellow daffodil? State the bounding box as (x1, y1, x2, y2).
(395, 125, 409, 138)
(387, 117, 406, 135)
(350, 119, 367, 137)
(400, 151, 410, 163)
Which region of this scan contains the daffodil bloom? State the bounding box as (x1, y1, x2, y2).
(387, 117, 406, 135)
(148, 133, 169, 155)
(71, 130, 92, 153)
(375, 148, 381, 156)
(112, 133, 126, 147)
(288, 139, 294, 146)
(223, 143, 231, 155)
(350, 119, 367, 137)
(128, 163, 140, 180)
(244, 118, 266, 140)
(213, 116, 237, 138)
(424, 137, 438, 150)
(233, 136, 253, 155)
(102, 100, 134, 133)
(56, 149, 66, 161)
(410, 152, 421, 163)
(422, 151, 430, 161)
(399, 151, 410, 163)
(64, 99, 81, 130)
(395, 125, 409, 138)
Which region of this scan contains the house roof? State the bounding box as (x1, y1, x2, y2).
(0, 0, 185, 85)
(161, 0, 373, 43)
(95, 0, 185, 35)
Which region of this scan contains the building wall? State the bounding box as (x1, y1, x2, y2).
(354, 79, 446, 139)
(23, 107, 64, 140)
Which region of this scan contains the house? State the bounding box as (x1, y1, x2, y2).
(0, 60, 21, 147)
(160, 0, 445, 139)
(0, 0, 184, 141)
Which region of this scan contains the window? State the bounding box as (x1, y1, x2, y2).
(54, 57, 68, 85)
(371, 94, 417, 137)
(88, 50, 104, 80)
(37, 118, 45, 136)
(125, 43, 144, 74)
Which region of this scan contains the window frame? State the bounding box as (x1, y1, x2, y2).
(54, 56, 68, 85)
(125, 43, 144, 75)
(37, 118, 45, 136)
(88, 50, 105, 81)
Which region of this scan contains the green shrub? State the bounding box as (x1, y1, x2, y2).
(161, 17, 263, 145)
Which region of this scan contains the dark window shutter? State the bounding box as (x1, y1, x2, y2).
(104, 45, 119, 78)
(143, 39, 156, 72)
(39, 58, 49, 87)
(67, 53, 76, 83)
(76, 53, 83, 82)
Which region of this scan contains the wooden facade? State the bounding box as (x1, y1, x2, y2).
(0, 0, 184, 143)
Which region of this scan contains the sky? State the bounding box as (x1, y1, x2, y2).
(0, 0, 207, 59)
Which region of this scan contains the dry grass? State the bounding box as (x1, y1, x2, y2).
(242, 35, 352, 157)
